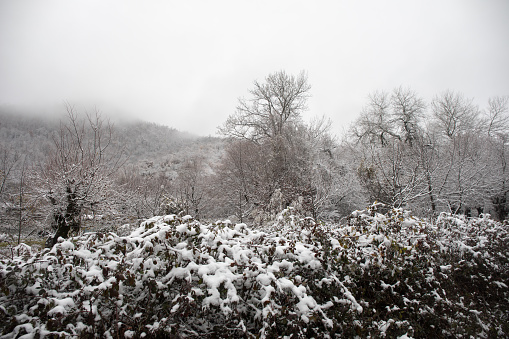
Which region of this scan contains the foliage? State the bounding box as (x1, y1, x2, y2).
(1, 204, 508, 338)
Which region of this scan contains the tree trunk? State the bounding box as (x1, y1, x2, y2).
(46, 189, 81, 248)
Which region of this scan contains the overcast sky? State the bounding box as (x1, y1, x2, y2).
(1, 0, 508, 136)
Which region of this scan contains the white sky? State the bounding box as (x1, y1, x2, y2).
(1, 0, 508, 136)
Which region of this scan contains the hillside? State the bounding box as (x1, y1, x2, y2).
(0, 108, 225, 236)
(0, 108, 223, 169)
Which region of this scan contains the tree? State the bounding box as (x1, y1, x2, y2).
(429, 91, 492, 215)
(217, 71, 361, 222)
(352, 87, 425, 146)
(411, 131, 441, 216)
(0, 146, 20, 200)
(209, 140, 257, 222)
(219, 70, 311, 143)
(176, 155, 206, 218)
(391, 86, 426, 145)
(431, 90, 481, 139)
(116, 167, 172, 220)
(0, 145, 20, 233)
(486, 96, 509, 137)
(37, 105, 125, 247)
(484, 96, 509, 219)
(432, 131, 489, 214)
(352, 90, 395, 145)
(14, 156, 29, 244)
(357, 139, 427, 208)
(349, 87, 509, 219)
(218, 71, 315, 219)
(352, 87, 427, 209)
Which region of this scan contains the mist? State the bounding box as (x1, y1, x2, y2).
(1, 0, 508, 135)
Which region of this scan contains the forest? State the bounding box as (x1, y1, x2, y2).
(0, 71, 508, 338)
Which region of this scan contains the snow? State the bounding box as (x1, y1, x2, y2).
(256, 273, 272, 286)
(1, 207, 508, 337)
(440, 264, 452, 272)
(493, 281, 508, 288)
(25, 281, 41, 295)
(48, 297, 75, 316)
(59, 240, 75, 250)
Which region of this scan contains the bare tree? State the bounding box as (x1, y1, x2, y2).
(357, 139, 428, 208)
(306, 144, 365, 220)
(36, 105, 125, 247)
(15, 156, 29, 244)
(391, 86, 426, 145)
(176, 156, 206, 218)
(431, 90, 481, 139)
(217, 71, 314, 219)
(352, 87, 428, 209)
(352, 90, 396, 145)
(436, 132, 491, 214)
(412, 132, 441, 215)
(352, 87, 425, 146)
(428, 92, 493, 214)
(351, 87, 509, 219)
(485, 96, 509, 137)
(484, 96, 509, 219)
(219, 70, 311, 143)
(117, 168, 172, 220)
(0, 146, 20, 200)
(211, 140, 256, 222)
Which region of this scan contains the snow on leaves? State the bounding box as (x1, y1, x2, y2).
(1, 205, 508, 338)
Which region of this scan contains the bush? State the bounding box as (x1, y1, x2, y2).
(1, 205, 508, 338)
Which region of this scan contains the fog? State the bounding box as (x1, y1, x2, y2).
(1, 0, 508, 135)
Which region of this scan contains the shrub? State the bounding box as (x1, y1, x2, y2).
(1, 205, 508, 338)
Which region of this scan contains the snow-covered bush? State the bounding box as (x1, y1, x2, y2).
(1, 205, 508, 338)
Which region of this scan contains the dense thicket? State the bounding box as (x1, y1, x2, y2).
(1, 206, 507, 337)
